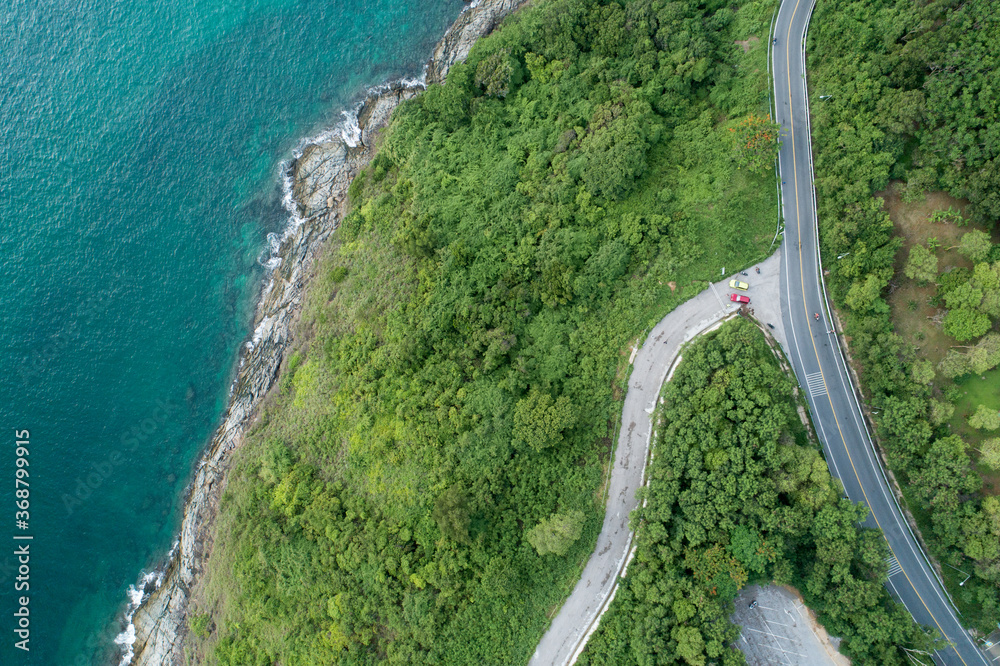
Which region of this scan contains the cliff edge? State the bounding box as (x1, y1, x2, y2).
(127, 1, 528, 664)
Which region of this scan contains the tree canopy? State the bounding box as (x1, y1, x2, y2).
(809, 0, 1000, 629)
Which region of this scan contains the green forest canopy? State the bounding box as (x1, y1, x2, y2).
(193, 0, 783, 663)
(809, 0, 1000, 628)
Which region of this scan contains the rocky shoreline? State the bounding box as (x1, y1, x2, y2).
(125, 0, 528, 663)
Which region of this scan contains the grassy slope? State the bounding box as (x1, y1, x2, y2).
(190, 0, 779, 663)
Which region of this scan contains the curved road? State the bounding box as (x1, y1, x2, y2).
(774, 1, 989, 664)
(529, 252, 786, 666)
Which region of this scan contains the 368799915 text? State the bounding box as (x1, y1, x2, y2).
(13, 429, 31, 653)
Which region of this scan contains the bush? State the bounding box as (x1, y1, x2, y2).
(527, 511, 586, 556)
(188, 612, 211, 639)
(969, 405, 1000, 431)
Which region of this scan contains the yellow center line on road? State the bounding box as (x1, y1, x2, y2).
(781, 1, 967, 662)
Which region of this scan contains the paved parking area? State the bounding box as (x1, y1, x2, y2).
(735, 250, 787, 354)
(983, 628, 1000, 664)
(731, 585, 847, 666)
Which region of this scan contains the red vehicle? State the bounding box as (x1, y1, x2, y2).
(730, 293, 750, 304)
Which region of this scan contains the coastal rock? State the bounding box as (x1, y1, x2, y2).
(357, 84, 422, 149)
(426, 0, 528, 85)
(291, 139, 349, 219)
(128, 0, 530, 664)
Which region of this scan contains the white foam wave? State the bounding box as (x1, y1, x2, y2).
(339, 109, 362, 148)
(245, 314, 276, 353)
(259, 76, 427, 274)
(279, 158, 304, 224)
(115, 542, 179, 665)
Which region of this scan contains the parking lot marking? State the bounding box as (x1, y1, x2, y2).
(760, 620, 795, 666)
(759, 644, 808, 659)
(746, 627, 793, 641)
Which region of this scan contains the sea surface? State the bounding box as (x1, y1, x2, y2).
(0, 0, 460, 662)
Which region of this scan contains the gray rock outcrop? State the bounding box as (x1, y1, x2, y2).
(426, 0, 527, 85)
(126, 0, 529, 664)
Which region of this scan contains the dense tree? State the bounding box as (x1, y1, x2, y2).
(969, 405, 1000, 431)
(433, 484, 471, 543)
(527, 510, 586, 556)
(969, 333, 1000, 374)
(845, 273, 891, 313)
(578, 88, 660, 201)
(928, 399, 955, 426)
(808, 0, 1000, 630)
(911, 359, 935, 385)
(474, 49, 518, 98)
(980, 438, 1000, 470)
(729, 114, 780, 174)
(957, 230, 993, 264)
(196, 0, 785, 662)
(944, 307, 991, 342)
(513, 390, 575, 451)
(938, 350, 971, 380)
(673, 626, 706, 666)
(937, 261, 1000, 342)
(904, 244, 937, 285)
(579, 320, 936, 666)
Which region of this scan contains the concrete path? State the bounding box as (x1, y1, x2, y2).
(529, 250, 784, 666)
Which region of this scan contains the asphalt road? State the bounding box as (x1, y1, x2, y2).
(773, 1, 989, 664)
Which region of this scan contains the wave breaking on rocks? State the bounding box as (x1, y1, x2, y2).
(120, 1, 528, 664)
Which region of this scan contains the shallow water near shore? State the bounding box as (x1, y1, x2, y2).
(0, 1, 459, 662)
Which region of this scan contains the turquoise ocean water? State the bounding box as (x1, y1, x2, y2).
(0, 0, 460, 662)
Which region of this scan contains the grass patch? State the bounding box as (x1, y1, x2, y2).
(881, 186, 1000, 500)
(950, 367, 1000, 494)
(882, 187, 975, 366)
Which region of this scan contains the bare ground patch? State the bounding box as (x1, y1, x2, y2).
(879, 187, 977, 364)
(735, 35, 760, 53)
(878, 187, 1000, 496)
